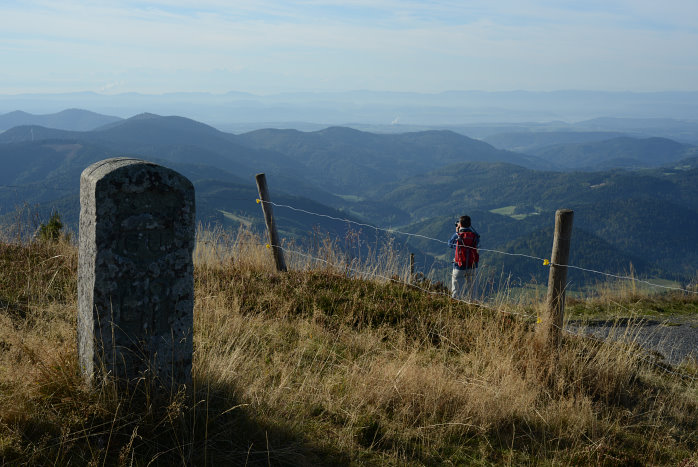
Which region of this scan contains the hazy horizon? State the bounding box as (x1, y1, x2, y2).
(3, 89, 698, 128)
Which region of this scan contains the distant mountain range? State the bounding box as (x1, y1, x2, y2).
(0, 113, 556, 198)
(528, 137, 697, 170)
(0, 109, 122, 132)
(483, 131, 629, 153)
(235, 127, 549, 192)
(1, 109, 697, 289)
(3, 90, 698, 127)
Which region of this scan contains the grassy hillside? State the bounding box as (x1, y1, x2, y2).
(1, 227, 696, 465)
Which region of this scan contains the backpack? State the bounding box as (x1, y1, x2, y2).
(454, 231, 479, 268)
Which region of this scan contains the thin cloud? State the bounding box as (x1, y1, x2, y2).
(1, 0, 697, 93)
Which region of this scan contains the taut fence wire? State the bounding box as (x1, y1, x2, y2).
(195, 234, 697, 382)
(257, 199, 698, 295)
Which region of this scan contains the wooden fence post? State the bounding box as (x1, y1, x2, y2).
(255, 173, 287, 272)
(538, 209, 574, 349)
(409, 253, 415, 282)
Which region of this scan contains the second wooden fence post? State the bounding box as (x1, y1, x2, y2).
(538, 209, 574, 349)
(255, 173, 287, 272)
(410, 253, 415, 282)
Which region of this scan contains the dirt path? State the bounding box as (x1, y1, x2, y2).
(567, 315, 698, 366)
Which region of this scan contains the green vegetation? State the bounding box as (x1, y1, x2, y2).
(36, 212, 64, 243)
(1, 227, 696, 465)
(567, 289, 698, 320)
(489, 205, 540, 220)
(218, 210, 253, 228)
(490, 205, 517, 216)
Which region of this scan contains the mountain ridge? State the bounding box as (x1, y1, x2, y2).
(0, 108, 122, 132)
(2, 111, 697, 288)
(528, 136, 696, 170)
(236, 126, 552, 193)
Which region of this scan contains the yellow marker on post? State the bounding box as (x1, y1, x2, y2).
(265, 244, 271, 249)
(543, 259, 550, 266)
(256, 198, 261, 204)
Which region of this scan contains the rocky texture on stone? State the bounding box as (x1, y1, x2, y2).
(78, 158, 195, 388)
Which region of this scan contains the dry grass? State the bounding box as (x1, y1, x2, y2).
(0, 226, 696, 465)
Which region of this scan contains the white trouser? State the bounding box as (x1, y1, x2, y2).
(451, 268, 476, 300)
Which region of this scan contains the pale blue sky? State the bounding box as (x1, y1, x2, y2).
(1, 0, 697, 94)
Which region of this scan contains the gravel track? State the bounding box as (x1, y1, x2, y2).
(568, 316, 698, 366)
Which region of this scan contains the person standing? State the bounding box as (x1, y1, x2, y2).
(449, 215, 480, 300)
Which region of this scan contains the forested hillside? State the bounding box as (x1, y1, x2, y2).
(1, 112, 696, 289)
(372, 162, 698, 283)
(528, 136, 696, 169)
(235, 127, 548, 192)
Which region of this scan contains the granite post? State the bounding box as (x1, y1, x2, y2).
(78, 158, 195, 388)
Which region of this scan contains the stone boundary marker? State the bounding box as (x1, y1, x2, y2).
(78, 158, 195, 388)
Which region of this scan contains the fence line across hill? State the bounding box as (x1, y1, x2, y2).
(0, 184, 75, 192)
(196, 237, 697, 382)
(256, 199, 698, 295)
(195, 237, 522, 315)
(1, 179, 692, 294)
(277, 244, 536, 318)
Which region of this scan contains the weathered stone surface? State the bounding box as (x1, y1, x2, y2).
(78, 158, 195, 387)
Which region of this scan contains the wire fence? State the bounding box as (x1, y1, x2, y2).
(194, 236, 520, 313)
(196, 235, 697, 382)
(258, 199, 698, 295)
(251, 198, 698, 381)
(0, 184, 76, 192)
(1, 186, 695, 380)
(3, 184, 694, 294)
